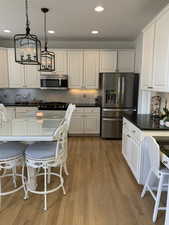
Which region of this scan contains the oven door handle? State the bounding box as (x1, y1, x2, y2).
(102, 118, 122, 121)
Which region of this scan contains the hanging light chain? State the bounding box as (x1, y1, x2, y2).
(44, 11, 48, 51)
(25, 0, 30, 35)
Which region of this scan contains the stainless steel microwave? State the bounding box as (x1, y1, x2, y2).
(40, 74, 68, 89)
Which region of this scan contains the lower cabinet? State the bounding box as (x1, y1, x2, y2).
(15, 107, 38, 118)
(69, 107, 100, 135)
(122, 118, 142, 183)
(6, 107, 16, 120)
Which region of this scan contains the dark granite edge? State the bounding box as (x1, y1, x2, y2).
(123, 114, 169, 131)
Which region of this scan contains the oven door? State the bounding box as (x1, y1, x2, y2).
(102, 118, 122, 139)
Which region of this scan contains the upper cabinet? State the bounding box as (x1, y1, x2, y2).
(141, 23, 155, 90)
(68, 50, 83, 88)
(141, 5, 169, 92)
(8, 48, 40, 88)
(8, 48, 25, 88)
(24, 66, 40, 88)
(100, 50, 117, 72)
(153, 9, 169, 92)
(68, 50, 99, 89)
(0, 48, 9, 88)
(99, 49, 135, 73)
(84, 50, 99, 89)
(51, 49, 68, 74)
(118, 49, 135, 72)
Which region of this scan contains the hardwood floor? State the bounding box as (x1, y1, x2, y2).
(0, 137, 165, 225)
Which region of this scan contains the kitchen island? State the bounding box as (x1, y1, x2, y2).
(122, 114, 169, 225)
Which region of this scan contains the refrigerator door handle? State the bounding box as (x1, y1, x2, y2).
(117, 77, 121, 104)
(121, 76, 125, 105)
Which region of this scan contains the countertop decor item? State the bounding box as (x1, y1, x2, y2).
(39, 8, 55, 72)
(151, 96, 161, 118)
(14, 0, 41, 65)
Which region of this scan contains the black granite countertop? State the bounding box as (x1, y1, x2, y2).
(4, 102, 100, 108)
(4, 103, 39, 107)
(124, 114, 169, 131)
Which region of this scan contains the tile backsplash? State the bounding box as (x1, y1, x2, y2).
(0, 89, 99, 104)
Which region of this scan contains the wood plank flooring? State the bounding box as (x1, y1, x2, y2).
(0, 137, 165, 225)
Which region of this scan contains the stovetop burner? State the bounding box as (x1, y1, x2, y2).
(38, 102, 68, 110)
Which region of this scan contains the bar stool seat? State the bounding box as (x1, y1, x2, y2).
(0, 142, 26, 160)
(25, 142, 57, 160)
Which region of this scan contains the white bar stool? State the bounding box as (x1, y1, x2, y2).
(24, 121, 69, 211)
(141, 136, 169, 223)
(0, 142, 27, 200)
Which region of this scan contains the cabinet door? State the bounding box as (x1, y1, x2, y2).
(100, 50, 117, 72)
(69, 117, 84, 134)
(129, 138, 139, 180)
(0, 48, 9, 88)
(84, 116, 100, 134)
(6, 107, 15, 120)
(24, 65, 40, 88)
(68, 50, 83, 88)
(53, 49, 68, 74)
(84, 50, 99, 89)
(153, 10, 169, 91)
(8, 48, 25, 88)
(118, 50, 135, 72)
(141, 24, 155, 90)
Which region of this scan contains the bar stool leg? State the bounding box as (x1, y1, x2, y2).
(141, 170, 152, 198)
(44, 166, 47, 211)
(153, 174, 164, 223)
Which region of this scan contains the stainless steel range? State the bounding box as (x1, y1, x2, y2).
(100, 73, 139, 139)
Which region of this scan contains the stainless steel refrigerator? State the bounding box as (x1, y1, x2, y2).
(100, 73, 139, 139)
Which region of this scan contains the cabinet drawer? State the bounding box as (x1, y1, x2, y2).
(84, 107, 100, 113)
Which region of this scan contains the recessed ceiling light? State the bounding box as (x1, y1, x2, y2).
(91, 30, 99, 34)
(48, 30, 55, 34)
(3, 29, 11, 33)
(94, 6, 104, 12)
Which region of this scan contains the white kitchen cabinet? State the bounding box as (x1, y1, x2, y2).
(141, 23, 155, 90)
(153, 9, 169, 92)
(69, 107, 100, 135)
(15, 107, 38, 118)
(8, 48, 40, 88)
(0, 48, 9, 88)
(8, 48, 25, 88)
(6, 107, 15, 120)
(68, 50, 83, 88)
(118, 49, 135, 72)
(99, 50, 117, 72)
(53, 49, 68, 74)
(84, 50, 99, 89)
(24, 65, 40, 88)
(122, 118, 142, 183)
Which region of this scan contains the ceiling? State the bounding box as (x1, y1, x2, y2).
(0, 0, 168, 41)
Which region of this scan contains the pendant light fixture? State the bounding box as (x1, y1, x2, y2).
(39, 8, 55, 72)
(14, 0, 41, 65)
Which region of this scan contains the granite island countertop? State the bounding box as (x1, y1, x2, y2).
(124, 114, 169, 131)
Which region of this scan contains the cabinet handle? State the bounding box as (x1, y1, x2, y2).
(148, 87, 153, 89)
(132, 130, 136, 133)
(127, 134, 131, 138)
